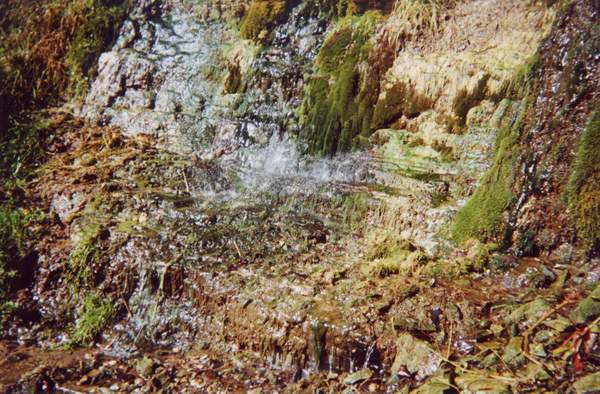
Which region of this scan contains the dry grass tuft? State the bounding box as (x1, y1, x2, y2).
(377, 0, 455, 53)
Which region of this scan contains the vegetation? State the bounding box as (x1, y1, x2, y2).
(0, 206, 45, 312)
(452, 99, 530, 244)
(567, 106, 600, 246)
(0, 0, 129, 114)
(67, 222, 102, 290)
(299, 12, 382, 155)
(70, 292, 115, 346)
(239, 0, 289, 41)
(0, 0, 128, 313)
(64, 0, 130, 96)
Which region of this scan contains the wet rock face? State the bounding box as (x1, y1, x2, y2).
(503, 0, 600, 258)
(81, 0, 328, 158)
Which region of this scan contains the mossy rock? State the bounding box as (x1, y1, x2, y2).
(65, 0, 130, 96)
(452, 99, 529, 244)
(391, 333, 441, 381)
(239, 0, 290, 42)
(567, 106, 600, 246)
(299, 12, 383, 155)
(505, 298, 550, 328)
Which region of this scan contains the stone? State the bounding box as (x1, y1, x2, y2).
(570, 285, 600, 323)
(391, 333, 441, 381)
(135, 356, 156, 378)
(455, 373, 512, 394)
(343, 368, 373, 385)
(502, 336, 526, 367)
(506, 298, 550, 328)
(574, 372, 600, 394)
(410, 373, 453, 394)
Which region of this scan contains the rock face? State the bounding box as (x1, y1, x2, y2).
(456, 0, 600, 257)
(391, 333, 441, 381)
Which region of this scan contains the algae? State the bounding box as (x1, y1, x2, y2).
(452, 99, 529, 244)
(239, 0, 290, 42)
(70, 292, 115, 346)
(566, 106, 600, 246)
(299, 12, 382, 155)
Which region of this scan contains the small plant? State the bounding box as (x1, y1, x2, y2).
(66, 222, 102, 289)
(371, 260, 401, 278)
(69, 292, 115, 346)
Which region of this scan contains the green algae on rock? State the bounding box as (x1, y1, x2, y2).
(567, 107, 600, 247)
(451, 99, 529, 244)
(299, 11, 382, 155)
(240, 0, 290, 41)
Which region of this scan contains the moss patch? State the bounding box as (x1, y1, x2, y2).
(70, 292, 115, 346)
(452, 99, 529, 243)
(239, 0, 290, 42)
(299, 12, 382, 155)
(566, 106, 600, 246)
(65, 0, 129, 96)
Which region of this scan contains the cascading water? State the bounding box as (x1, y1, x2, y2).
(78, 0, 379, 369)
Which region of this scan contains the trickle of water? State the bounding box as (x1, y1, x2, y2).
(363, 340, 376, 369)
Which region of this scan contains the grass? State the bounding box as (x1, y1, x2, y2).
(66, 222, 102, 289)
(0, 205, 45, 312)
(0, 115, 50, 181)
(566, 106, 600, 246)
(69, 292, 115, 346)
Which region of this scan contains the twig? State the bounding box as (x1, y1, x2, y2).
(523, 299, 575, 355)
(182, 170, 190, 194)
(446, 322, 453, 359)
(233, 240, 243, 260)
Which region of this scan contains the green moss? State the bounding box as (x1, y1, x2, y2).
(497, 54, 540, 100)
(299, 12, 382, 155)
(566, 106, 600, 245)
(452, 99, 529, 243)
(239, 0, 289, 41)
(70, 292, 115, 346)
(65, 0, 129, 96)
(366, 232, 414, 261)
